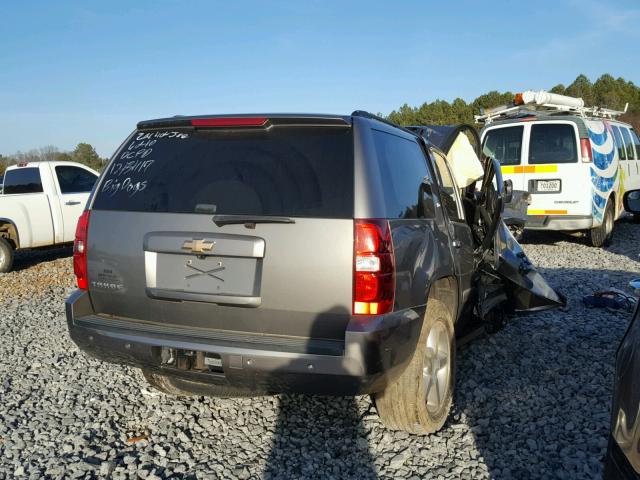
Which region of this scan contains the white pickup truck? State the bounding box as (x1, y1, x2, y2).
(0, 161, 99, 272)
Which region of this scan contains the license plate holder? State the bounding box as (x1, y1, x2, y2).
(535, 179, 561, 193)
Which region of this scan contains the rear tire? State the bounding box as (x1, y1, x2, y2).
(0, 237, 14, 273)
(590, 200, 614, 248)
(374, 297, 455, 434)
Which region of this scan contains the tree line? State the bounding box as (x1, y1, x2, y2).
(386, 74, 640, 131)
(0, 143, 107, 177)
(2, 74, 638, 177)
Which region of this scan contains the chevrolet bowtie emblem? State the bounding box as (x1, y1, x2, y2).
(182, 239, 215, 254)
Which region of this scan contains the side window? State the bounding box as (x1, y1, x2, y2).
(55, 166, 97, 194)
(483, 126, 523, 166)
(371, 129, 434, 219)
(529, 124, 577, 164)
(3, 168, 43, 194)
(631, 129, 640, 159)
(612, 125, 627, 160)
(432, 149, 463, 221)
(621, 127, 636, 160)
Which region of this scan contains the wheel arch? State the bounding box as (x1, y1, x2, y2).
(0, 218, 19, 249)
(427, 275, 459, 323)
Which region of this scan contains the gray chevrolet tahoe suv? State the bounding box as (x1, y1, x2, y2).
(66, 113, 563, 434)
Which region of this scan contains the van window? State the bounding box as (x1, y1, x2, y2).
(483, 126, 523, 166)
(620, 127, 636, 160)
(55, 166, 98, 194)
(529, 124, 577, 164)
(2, 168, 43, 194)
(631, 129, 640, 159)
(93, 127, 354, 218)
(612, 125, 627, 160)
(431, 149, 464, 221)
(371, 129, 434, 219)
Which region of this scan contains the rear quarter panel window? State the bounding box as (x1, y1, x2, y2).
(612, 125, 627, 160)
(631, 129, 640, 159)
(620, 127, 635, 160)
(3, 168, 43, 194)
(529, 123, 577, 164)
(92, 127, 354, 218)
(371, 129, 432, 219)
(483, 126, 523, 166)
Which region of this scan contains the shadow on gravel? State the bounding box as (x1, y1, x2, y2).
(263, 395, 376, 479)
(454, 266, 638, 478)
(263, 305, 377, 479)
(11, 246, 73, 271)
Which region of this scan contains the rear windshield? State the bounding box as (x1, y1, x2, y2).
(483, 126, 523, 166)
(3, 167, 43, 194)
(92, 126, 354, 218)
(529, 123, 577, 164)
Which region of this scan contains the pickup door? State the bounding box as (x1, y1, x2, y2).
(50, 164, 99, 242)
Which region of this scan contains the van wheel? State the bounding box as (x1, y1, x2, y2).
(590, 200, 614, 247)
(0, 237, 14, 273)
(374, 297, 455, 434)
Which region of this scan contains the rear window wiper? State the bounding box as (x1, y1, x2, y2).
(212, 214, 296, 228)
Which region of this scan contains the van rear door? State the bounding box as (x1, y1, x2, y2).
(523, 121, 587, 217)
(482, 124, 526, 192)
(86, 117, 355, 349)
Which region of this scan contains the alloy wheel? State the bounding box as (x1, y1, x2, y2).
(422, 321, 451, 414)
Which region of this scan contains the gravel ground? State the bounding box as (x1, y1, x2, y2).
(1, 222, 639, 479)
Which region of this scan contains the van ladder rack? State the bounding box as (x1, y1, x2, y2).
(475, 90, 629, 124)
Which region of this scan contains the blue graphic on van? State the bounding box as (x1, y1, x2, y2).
(590, 167, 617, 192)
(588, 128, 608, 146)
(587, 120, 619, 225)
(592, 148, 614, 170)
(592, 193, 607, 209)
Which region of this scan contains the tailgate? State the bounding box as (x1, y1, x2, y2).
(87, 212, 353, 340)
(86, 119, 355, 342)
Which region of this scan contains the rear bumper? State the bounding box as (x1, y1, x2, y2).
(66, 290, 424, 396)
(524, 214, 593, 231)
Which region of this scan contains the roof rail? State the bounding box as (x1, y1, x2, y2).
(351, 110, 418, 136)
(475, 90, 629, 124)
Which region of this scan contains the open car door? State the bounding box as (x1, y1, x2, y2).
(472, 156, 566, 314)
(410, 123, 564, 324)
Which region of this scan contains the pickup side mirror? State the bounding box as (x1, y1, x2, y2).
(623, 190, 640, 214)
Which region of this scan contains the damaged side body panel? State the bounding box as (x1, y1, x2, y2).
(411, 124, 565, 326)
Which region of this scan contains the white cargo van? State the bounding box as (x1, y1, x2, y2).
(478, 90, 640, 247)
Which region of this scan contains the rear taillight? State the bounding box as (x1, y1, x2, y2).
(353, 219, 395, 316)
(73, 210, 90, 290)
(581, 138, 593, 163)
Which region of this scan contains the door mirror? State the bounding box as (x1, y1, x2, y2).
(623, 190, 640, 214)
(502, 179, 513, 204)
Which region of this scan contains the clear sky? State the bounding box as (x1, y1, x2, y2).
(1, 0, 639, 158)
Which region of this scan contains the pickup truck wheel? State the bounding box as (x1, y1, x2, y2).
(0, 237, 14, 273)
(374, 296, 455, 434)
(590, 200, 614, 247)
